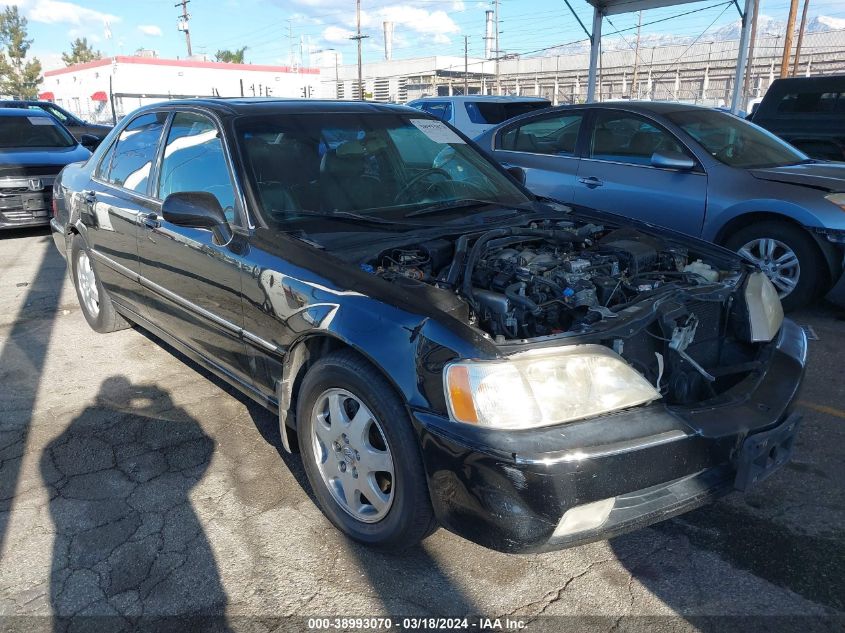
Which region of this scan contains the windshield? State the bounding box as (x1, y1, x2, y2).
(235, 113, 531, 226)
(665, 109, 808, 169)
(0, 115, 76, 149)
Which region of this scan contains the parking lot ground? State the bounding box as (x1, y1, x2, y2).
(0, 227, 843, 631)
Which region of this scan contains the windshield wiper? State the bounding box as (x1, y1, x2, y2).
(405, 199, 513, 218)
(276, 209, 425, 227)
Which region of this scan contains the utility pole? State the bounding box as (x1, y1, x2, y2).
(494, 0, 500, 95)
(792, 0, 810, 76)
(743, 0, 760, 99)
(630, 10, 641, 98)
(464, 35, 469, 95)
(779, 0, 799, 78)
(350, 0, 368, 100)
(175, 0, 192, 58)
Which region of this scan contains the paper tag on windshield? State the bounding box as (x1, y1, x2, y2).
(28, 116, 54, 125)
(410, 119, 464, 144)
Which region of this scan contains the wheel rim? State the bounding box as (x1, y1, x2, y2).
(738, 238, 800, 298)
(76, 250, 100, 317)
(311, 388, 395, 523)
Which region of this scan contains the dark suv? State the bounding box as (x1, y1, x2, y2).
(749, 75, 845, 161)
(0, 100, 111, 144)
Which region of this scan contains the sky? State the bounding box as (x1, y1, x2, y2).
(2, 0, 844, 71)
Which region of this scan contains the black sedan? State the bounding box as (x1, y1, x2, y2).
(51, 98, 806, 553)
(0, 99, 112, 143)
(0, 108, 93, 230)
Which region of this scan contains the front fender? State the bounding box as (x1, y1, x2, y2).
(702, 198, 831, 242)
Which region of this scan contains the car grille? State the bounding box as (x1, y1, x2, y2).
(0, 175, 54, 223)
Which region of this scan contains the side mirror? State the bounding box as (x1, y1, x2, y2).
(161, 191, 232, 245)
(78, 133, 100, 149)
(651, 151, 695, 171)
(505, 165, 527, 185)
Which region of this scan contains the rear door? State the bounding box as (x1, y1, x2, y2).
(137, 109, 251, 383)
(489, 110, 586, 203)
(574, 109, 707, 236)
(85, 111, 168, 312)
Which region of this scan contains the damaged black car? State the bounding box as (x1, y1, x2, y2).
(51, 99, 806, 553)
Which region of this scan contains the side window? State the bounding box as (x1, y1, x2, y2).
(103, 112, 167, 193)
(778, 91, 844, 114)
(421, 102, 452, 122)
(589, 111, 687, 165)
(157, 111, 238, 224)
(499, 113, 584, 156)
(43, 104, 70, 123)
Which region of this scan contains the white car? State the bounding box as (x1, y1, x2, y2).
(406, 95, 550, 139)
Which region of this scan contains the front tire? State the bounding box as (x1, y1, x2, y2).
(70, 235, 129, 333)
(296, 350, 437, 551)
(724, 221, 823, 312)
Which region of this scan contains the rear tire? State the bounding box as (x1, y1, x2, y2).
(724, 221, 823, 312)
(70, 235, 130, 333)
(296, 350, 437, 551)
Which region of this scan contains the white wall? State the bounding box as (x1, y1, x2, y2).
(43, 57, 322, 122)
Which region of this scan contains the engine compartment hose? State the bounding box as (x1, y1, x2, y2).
(505, 282, 542, 315)
(460, 228, 575, 308)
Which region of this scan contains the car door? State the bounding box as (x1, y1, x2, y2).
(85, 110, 168, 312)
(136, 109, 253, 383)
(574, 109, 707, 236)
(489, 110, 586, 203)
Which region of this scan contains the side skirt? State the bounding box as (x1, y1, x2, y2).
(114, 302, 280, 415)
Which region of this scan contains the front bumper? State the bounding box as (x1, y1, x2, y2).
(413, 319, 807, 553)
(50, 218, 68, 259)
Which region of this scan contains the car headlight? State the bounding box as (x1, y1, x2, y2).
(443, 345, 661, 430)
(744, 271, 783, 342)
(824, 193, 845, 211)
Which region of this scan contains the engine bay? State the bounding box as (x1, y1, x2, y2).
(365, 219, 735, 341)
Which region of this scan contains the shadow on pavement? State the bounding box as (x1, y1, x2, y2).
(135, 328, 481, 618)
(0, 231, 64, 559)
(40, 376, 230, 632)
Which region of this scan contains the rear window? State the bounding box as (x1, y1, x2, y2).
(465, 101, 550, 124)
(775, 91, 845, 115)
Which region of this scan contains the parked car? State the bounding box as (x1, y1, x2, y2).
(748, 75, 845, 161)
(475, 102, 845, 310)
(52, 98, 805, 553)
(407, 95, 550, 138)
(0, 108, 94, 230)
(0, 99, 112, 144)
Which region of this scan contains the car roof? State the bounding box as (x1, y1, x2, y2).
(768, 74, 845, 88)
(409, 95, 550, 103)
(138, 97, 422, 117)
(0, 107, 52, 117)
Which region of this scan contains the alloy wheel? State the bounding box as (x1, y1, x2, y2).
(738, 238, 800, 298)
(311, 388, 395, 523)
(76, 250, 100, 317)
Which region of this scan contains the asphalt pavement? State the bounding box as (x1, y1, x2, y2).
(0, 227, 842, 632)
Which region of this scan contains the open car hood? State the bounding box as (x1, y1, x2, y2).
(748, 162, 845, 192)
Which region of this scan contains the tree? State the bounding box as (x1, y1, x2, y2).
(214, 46, 247, 64)
(0, 6, 41, 99)
(62, 37, 102, 66)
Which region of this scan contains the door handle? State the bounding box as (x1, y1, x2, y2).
(577, 176, 603, 188)
(82, 189, 96, 205)
(141, 213, 161, 229)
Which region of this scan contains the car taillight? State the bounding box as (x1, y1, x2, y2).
(51, 198, 58, 218)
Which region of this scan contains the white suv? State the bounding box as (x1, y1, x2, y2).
(406, 95, 550, 139)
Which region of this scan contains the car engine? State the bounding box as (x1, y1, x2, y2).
(367, 220, 726, 341)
